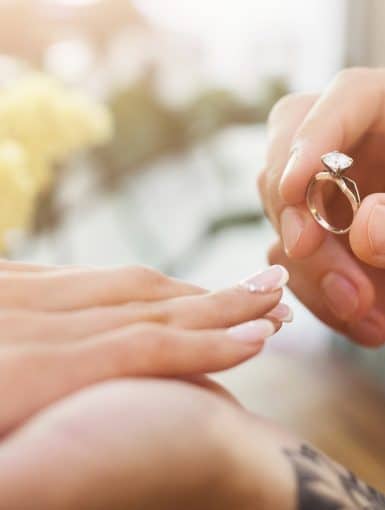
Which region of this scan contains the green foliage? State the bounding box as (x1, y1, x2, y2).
(95, 73, 288, 189)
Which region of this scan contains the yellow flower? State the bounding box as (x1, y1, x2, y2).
(0, 140, 35, 251)
(0, 73, 113, 251)
(0, 74, 113, 189)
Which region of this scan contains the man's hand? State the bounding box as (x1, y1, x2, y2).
(259, 67, 385, 346)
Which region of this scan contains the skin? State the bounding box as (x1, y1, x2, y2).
(2, 66, 385, 504)
(0, 378, 383, 510)
(0, 260, 383, 508)
(258, 67, 385, 346)
(0, 378, 297, 510)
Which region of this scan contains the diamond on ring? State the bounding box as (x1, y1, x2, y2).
(321, 151, 353, 176)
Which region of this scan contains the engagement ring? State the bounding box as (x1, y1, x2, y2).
(306, 151, 360, 234)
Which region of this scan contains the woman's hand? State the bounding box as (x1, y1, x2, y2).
(259, 67, 385, 347)
(0, 260, 290, 434)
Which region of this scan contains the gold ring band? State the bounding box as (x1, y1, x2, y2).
(306, 151, 360, 235)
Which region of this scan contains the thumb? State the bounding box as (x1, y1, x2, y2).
(350, 193, 385, 267)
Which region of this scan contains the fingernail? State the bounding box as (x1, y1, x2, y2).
(280, 207, 305, 256)
(239, 265, 289, 293)
(279, 149, 298, 197)
(368, 204, 385, 255)
(348, 309, 384, 347)
(267, 303, 293, 323)
(321, 272, 359, 321)
(228, 319, 276, 343)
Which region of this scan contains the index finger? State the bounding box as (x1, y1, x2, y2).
(279, 67, 385, 204)
(259, 92, 327, 258)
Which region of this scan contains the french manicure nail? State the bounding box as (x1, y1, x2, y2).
(280, 207, 305, 256)
(368, 204, 385, 255)
(228, 319, 276, 343)
(279, 149, 298, 196)
(267, 303, 293, 323)
(239, 265, 289, 293)
(348, 309, 384, 347)
(321, 272, 359, 321)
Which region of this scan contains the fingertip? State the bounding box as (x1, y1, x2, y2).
(280, 204, 326, 259)
(228, 319, 276, 344)
(239, 264, 288, 293)
(266, 302, 293, 323)
(350, 193, 385, 268)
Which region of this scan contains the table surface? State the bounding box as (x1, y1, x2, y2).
(216, 350, 385, 492)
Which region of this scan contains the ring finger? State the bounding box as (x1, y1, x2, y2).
(0, 266, 289, 344)
(0, 317, 283, 433)
(0, 265, 205, 311)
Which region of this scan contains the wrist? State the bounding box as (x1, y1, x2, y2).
(221, 413, 297, 510)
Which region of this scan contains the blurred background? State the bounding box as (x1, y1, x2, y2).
(0, 0, 384, 490)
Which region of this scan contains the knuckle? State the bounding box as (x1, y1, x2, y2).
(108, 322, 169, 374)
(334, 67, 371, 86)
(123, 301, 171, 326)
(127, 265, 154, 279)
(132, 323, 173, 362)
(143, 302, 170, 324)
(196, 292, 227, 323)
(268, 93, 308, 125)
(132, 322, 167, 343)
(127, 265, 167, 286)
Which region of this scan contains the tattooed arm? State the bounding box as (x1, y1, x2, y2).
(235, 418, 385, 510)
(231, 412, 385, 510)
(285, 444, 385, 510)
